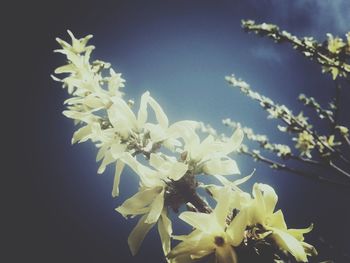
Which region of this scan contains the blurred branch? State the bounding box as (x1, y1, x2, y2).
(241, 20, 350, 79)
(242, 149, 350, 188)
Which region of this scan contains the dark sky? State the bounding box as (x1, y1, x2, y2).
(6, 0, 350, 262)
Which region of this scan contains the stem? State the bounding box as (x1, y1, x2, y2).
(333, 80, 341, 132)
(186, 191, 212, 214)
(343, 135, 350, 147)
(329, 161, 350, 180)
(243, 151, 350, 188)
(244, 23, 350, 76)
(165, 173, 213, 214)
(289, 155, 321, 165)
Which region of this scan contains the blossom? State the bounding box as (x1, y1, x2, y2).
(116, 153, 188, 256)
(168, 187, 247, 263)
(327, 33, 345, 54)
(181, 128, 243, 176)
(56, 30, 94, 54)
(145, 120, 199, 151)
(246, 183, 317, 262)
(293, 130, 315, 158)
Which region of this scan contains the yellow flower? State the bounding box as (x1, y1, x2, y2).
(181, 129, 243, 176)
(293, 131, 315, 158)
(168, 187, 247, 263)
(327, 33, 345, 54)
(56, 30, 94, 54)
(116, 153, 188, 256)
(145, 120, 199, 151)
(246, 183, 316, 262)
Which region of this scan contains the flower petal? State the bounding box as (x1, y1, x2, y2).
(215, 244, 238, 263)
(97, 151, 114, 174)
(148, 95, 169, 128)
(163, 162, 188, 181)
(213, 187, 233, 227)
(72, 125, 92, 144)
(128, 214, 155, 256)
(288, 224, 314, 241)
(115, 187, 162, 217)
(146, 188, 165, 223)
(259, 183, 278, 215)
(121, 153, 160, 187)
(271, 228, 308, 262)
(270, 209, 287, 230)
(137, 91, 150, 128)
(112, 161, 125, 197)
(157, 209, 173, 256)
(222, 128, 244, 155)
(203, 158, 240, 176)
(110, 143, 127, 159)
(179, 212, 215, 232)
(149, 153, 165, 170)
(226, 210, 247, 246)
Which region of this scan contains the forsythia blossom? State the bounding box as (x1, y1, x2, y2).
(246, 183, 317, 262)
(293, 131, 315, 158)
(54, 30, 317, 263)
(116, 153, 188, 256)
(168, 187, 248, 263)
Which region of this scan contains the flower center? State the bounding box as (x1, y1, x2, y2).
(214, 236, 225, 247)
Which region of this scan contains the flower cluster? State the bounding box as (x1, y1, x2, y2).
(225, 73, 350, 186)
(54, 31, 317, 262)
(223, 21, 350, 187)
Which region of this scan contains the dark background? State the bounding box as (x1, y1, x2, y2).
(6, 0, 350, 262)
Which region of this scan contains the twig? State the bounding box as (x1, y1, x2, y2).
(329, 161, 350, 180)
(242, 21, 350, 77)
(242, 150, 350, 188)
(333, 79, 341, 132)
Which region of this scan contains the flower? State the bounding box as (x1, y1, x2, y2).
(168, 187, 247, 263)
(293, 131, 315, 158)
(246, 183, 317, 262)
(181, 128, 243, 176)
(327, 33, 345, 54)
(116, 153, 188, 256)
(56, 30, 94, 54)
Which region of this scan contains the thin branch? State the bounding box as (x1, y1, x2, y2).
(329, 161, 350, 180)
(333, 79, 341, 131)
(289, 155, 321, 165)
(242, 150, 350, 188)
(242, 21, 350, 77)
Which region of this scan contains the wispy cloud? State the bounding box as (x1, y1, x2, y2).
(250, 45, 282, 63)
(248, 0, 350, 36)
(277, 0, 350, 35)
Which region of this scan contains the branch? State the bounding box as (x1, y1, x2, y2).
(242, 20, 350, 78)
(242, 150, 350, 188)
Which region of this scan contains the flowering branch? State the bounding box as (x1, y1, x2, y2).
(241, 20, 350, 80)
(223, 21, 350, 188)
(53, 30, 318, 263)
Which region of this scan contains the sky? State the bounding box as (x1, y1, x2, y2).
(7, 0, 350, 262)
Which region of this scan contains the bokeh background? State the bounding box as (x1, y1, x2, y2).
(7, 0, 350, 262)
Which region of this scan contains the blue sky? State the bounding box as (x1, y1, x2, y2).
(10, 1, 350, 262)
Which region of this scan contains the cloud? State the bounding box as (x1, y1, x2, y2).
(250, 45, 282, 63)
(277, 0, 350, 35)
(247, 0, 350, 36)
(309, 0, 350, 34)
